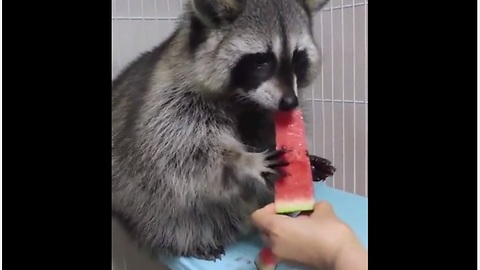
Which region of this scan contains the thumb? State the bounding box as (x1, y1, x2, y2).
(251, 203, 277, 232)
(311, 201, 336, 218)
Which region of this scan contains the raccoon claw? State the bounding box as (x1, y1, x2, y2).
(264, 149, 289, 168)
(265, 148, 288, 160)
(309, 155, 336, 182)
(261, 149, 289, 186)
(242, 149, 289, 188)
(194, 245, 225, 261)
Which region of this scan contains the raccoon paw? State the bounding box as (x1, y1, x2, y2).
(242, 149, 288, 188)
(309, 154, 336, 182)
(262, 148, 290, 188)
(192, 245, 225, 261)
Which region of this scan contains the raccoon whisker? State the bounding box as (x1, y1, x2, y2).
(232, 93, 251, 105)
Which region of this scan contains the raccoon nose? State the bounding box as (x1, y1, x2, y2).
(279, 95, 299, 111)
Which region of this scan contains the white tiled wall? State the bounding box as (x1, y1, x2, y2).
(112, 1, 368, 268)
(308, 2, 369, 197)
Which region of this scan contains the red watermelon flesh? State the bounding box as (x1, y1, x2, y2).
(255, 247, 277, 270)
(274, 109, 315, 214)
(255, 109, 314, 269)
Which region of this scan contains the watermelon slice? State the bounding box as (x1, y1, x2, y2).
(255, 109, 315, 270)
(273, 109, 315, 214)
(255, 247, 277, 270)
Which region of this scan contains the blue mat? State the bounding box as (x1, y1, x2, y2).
(160, 183, 368, 270)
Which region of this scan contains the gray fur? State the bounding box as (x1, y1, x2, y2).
(112, 0, 329, 260)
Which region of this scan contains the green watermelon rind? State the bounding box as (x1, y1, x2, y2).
(275, 199, 315, 214)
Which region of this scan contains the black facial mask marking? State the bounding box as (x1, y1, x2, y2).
(230, 52, 277, 91)
(230, 45, 312, 96)
(292, 49, 309, 87)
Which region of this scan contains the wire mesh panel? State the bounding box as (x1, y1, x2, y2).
(111, 0, 368, 197)
(308, 0, 369, 197)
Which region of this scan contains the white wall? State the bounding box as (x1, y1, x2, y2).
(308, 1, 369, 197)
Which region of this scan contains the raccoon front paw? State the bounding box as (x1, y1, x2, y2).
(309, 154, 336, 181)
(245, 149, 288, 189)
(262, 148, 290, 188)
(192, 245, 225, 261)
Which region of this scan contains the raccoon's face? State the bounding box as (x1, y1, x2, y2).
(188, 0, 329, 112)
(229, 37, 315, 111)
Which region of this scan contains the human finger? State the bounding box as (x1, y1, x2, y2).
(311, 201, 336, 218)
(251, 203, 277, 231)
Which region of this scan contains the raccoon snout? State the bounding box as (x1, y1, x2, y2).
(278, 95, 299, 111)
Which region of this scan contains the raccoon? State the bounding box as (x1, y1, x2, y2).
(112, 0, 335, 260)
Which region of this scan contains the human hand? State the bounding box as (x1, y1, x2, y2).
(251, 201, 366, 270)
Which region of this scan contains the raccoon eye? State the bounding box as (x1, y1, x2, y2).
(252, 55, 275, 79)
(255, 59, 270, 70)
(231, 52, 277, 91)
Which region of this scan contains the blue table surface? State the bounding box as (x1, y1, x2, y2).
(160, 183, 368, 270)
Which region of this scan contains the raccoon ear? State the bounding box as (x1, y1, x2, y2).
(192, 0, 246, 27)
(303, 0, 330, 13)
